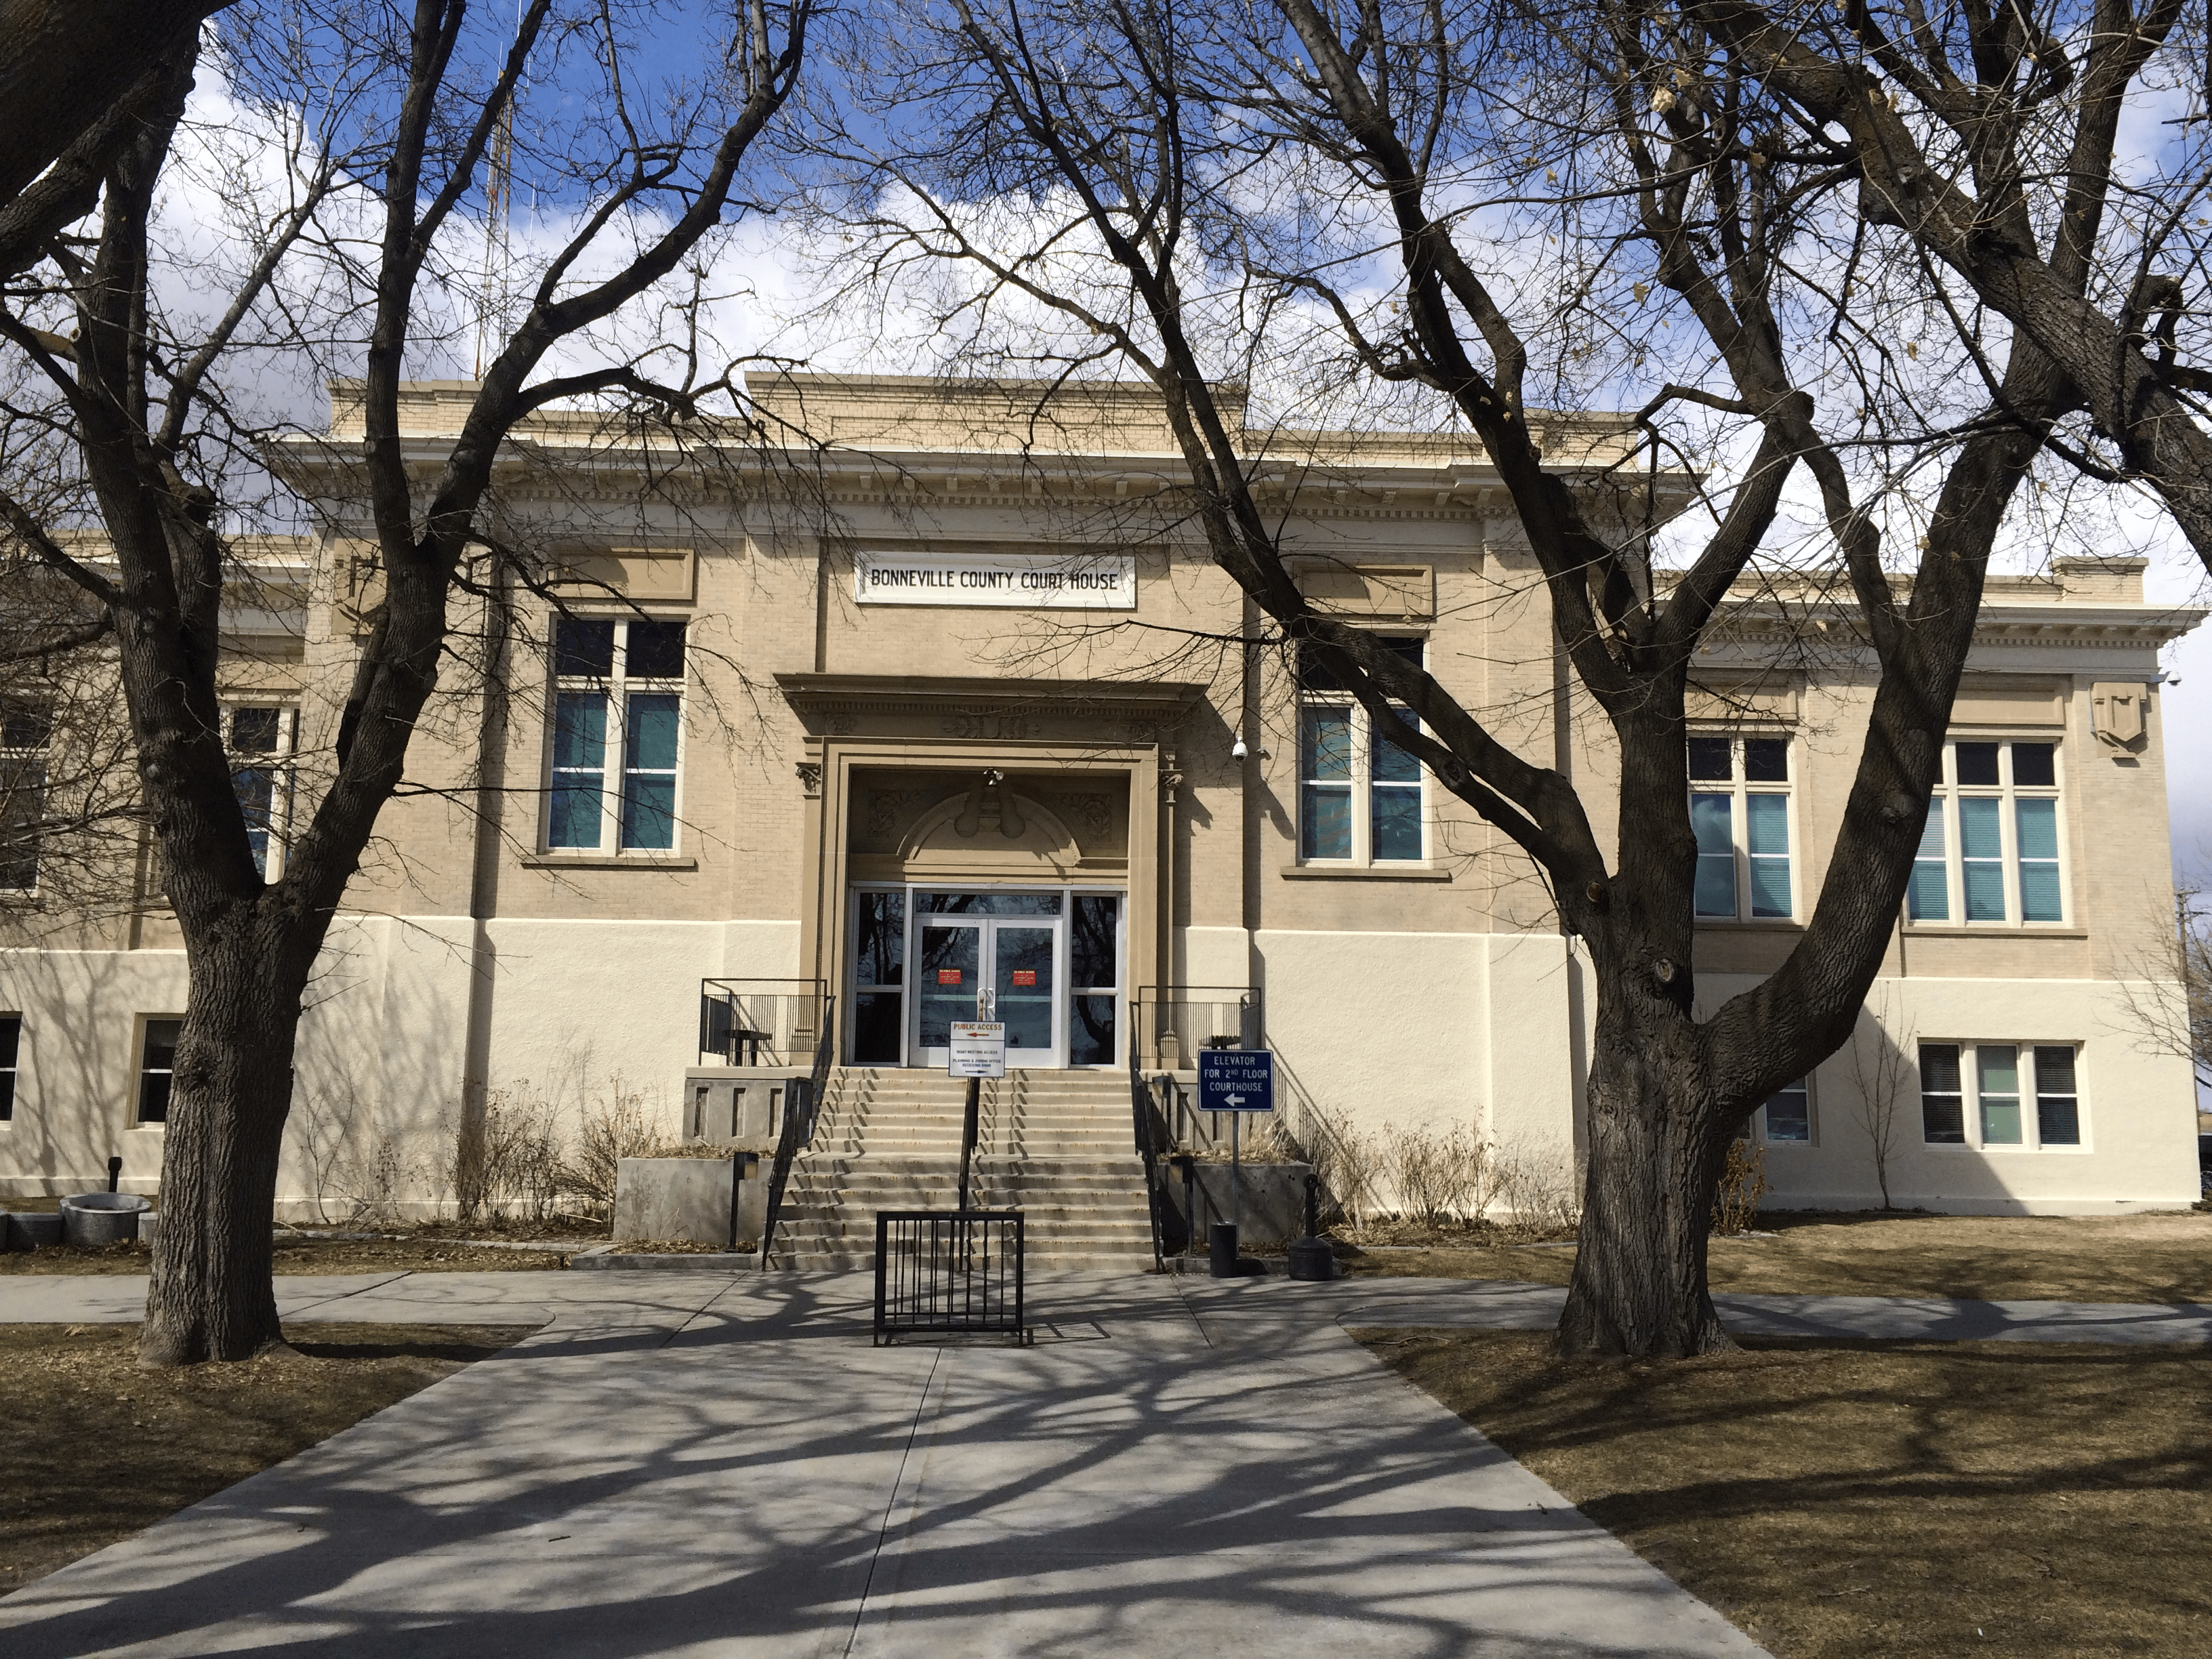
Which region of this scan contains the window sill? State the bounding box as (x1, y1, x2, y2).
(1902, 925, 2087, 939)
(1279, 862, 1452, 882)
(522, 854, 698, 871)
(1694, 918, 1804, 931)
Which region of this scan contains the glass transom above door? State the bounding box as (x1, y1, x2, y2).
(848, 886, 1123, 1068)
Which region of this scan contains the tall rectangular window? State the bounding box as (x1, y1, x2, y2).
(1910, 740, 2065, 926)
(1977, 1044, 2022, 1145)
(1760, 1078, 1811, 1143)
(1920, 1039, 2085, 1149)
(137, 1018, 181, 1125)
(850, 889, 907, 1065)
(1297, 637, 1427, 865)
(1688, 735, 1793, 921)
(226, 705, 297, 880)
(1069, 893, 1122, 1066)
(546, 616, 687, 852)
(2034, 1046, 2081, 1145)
(1908, 802, 1948, 921)
(1, 699, 51, 893)
(1919, 1043, 1965, 1143)
(0, 1013, 18, 1122)
(1298, 708, 1353, 860)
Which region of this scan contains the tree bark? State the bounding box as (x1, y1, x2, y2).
(1558, 986, 1735, 1355)
(138, 914, 310, 1364)
(0, 1, 224, 209)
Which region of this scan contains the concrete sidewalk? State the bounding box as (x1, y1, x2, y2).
(7, 1268, 2209, 1345)
(0, 1271, 1771, 1658)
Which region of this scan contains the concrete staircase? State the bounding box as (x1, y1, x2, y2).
(766, 1069, 1155, 1271)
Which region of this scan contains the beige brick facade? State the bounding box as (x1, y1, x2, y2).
(1, 376, 2200, 1216)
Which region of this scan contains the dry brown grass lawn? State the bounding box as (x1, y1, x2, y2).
(0, 1322, 535, 1595)
(1341, 1208, 2212, 1303)
(0, 1215, 609, 1275)
(1357, 1328, 2212, 1658)
(0, 1237, 576, 1275)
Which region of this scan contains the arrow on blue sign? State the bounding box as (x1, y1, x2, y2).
(1197, 1048, 1275, 1113)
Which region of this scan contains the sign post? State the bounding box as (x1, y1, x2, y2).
(1195, 1048, 1275, 1277)
(949, 1022, 1005, 1211)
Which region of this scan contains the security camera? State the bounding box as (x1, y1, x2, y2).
(1231, 738, 1248, 760)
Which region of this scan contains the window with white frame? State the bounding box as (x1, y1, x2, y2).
(1908, 739, 2064, 925)
(0, 1012, 19, 1122)
(1298, 636, 1426, 863)
(1, 699, 51, 893)
(226, 704, 297, 880)
(1755, 1076, 1812, 1144)
(137, 1017, 181, 1125)
(547, 616, 687, 853)
(1689, 735, 1793, 921)
(1919, 1041, 2083, 1149)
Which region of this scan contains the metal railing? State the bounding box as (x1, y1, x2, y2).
(1131, 986, 1263, 1070)
(1130, 987, 1264, 1265)
(1129, 1033, 1168, 1269)
(699, 978, 830, 1068)
(758, 995, 838, 1267)
(873, 1210, 1029, 1345)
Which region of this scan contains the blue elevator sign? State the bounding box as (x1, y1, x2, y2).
(1197, 1048, 1275, 1113)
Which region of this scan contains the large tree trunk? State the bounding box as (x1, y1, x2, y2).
(1547, 685, 1744, 1360)
(1556, 1010, 1736, 1356)
(139, 918, 307, 1366)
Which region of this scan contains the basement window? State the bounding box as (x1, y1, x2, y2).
(0, 1013, 18, 1122)
(136, 1018, 181, 1126)
(1919, 1041, 2083, 1150)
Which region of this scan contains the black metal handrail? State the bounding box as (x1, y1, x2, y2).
(1131, 985, 1263, 1069)
(758, 995, 837, 1267)
(1130, 1027, 1166, 1269)
(699, 977, 830, 1068)
(874, 1210, 1028, 1345)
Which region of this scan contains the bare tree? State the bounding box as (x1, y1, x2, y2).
(0, 0, 812, 1364)
(1847, 987, 1914, 1210)
(2109, 886, 2212, 1078)
(802, 0, 2140, 1354)
(1687, 0, 2212, 579)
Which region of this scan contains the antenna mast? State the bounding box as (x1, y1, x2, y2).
(474, 37, 520, 380)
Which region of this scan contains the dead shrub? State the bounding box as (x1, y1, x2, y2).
(1389, 1124, 1494, 1229)
(453, 1085, 563, 1225)
(557, 1078, 674, 1219)
(1711, 1137, 1770, 1236)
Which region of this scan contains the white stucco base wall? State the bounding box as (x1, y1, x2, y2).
(14, 922, 2192, 1220)
(0, 947, 190, 1195)
(1, 916, 805, 1214)
(1254, 929, 1580, 1144)
(1701, 973, 2201, 1214)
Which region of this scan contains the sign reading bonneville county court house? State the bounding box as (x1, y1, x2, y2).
(853, 550, 1137, 609)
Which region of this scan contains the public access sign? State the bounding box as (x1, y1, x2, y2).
(948, 1021, 1007, 1079)
(1197, 1048, 1275, 1113)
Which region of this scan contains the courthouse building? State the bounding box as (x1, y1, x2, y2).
(0, 375, 2203, 1248)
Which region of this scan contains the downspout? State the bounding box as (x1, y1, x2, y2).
(459, 556, 513, 1194)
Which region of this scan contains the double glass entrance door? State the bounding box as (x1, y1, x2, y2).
(916, 916, 1058, 1066)
(848, 886, 1123, 1068)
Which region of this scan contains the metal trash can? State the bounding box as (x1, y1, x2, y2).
(60, 1192, 150, 1247)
